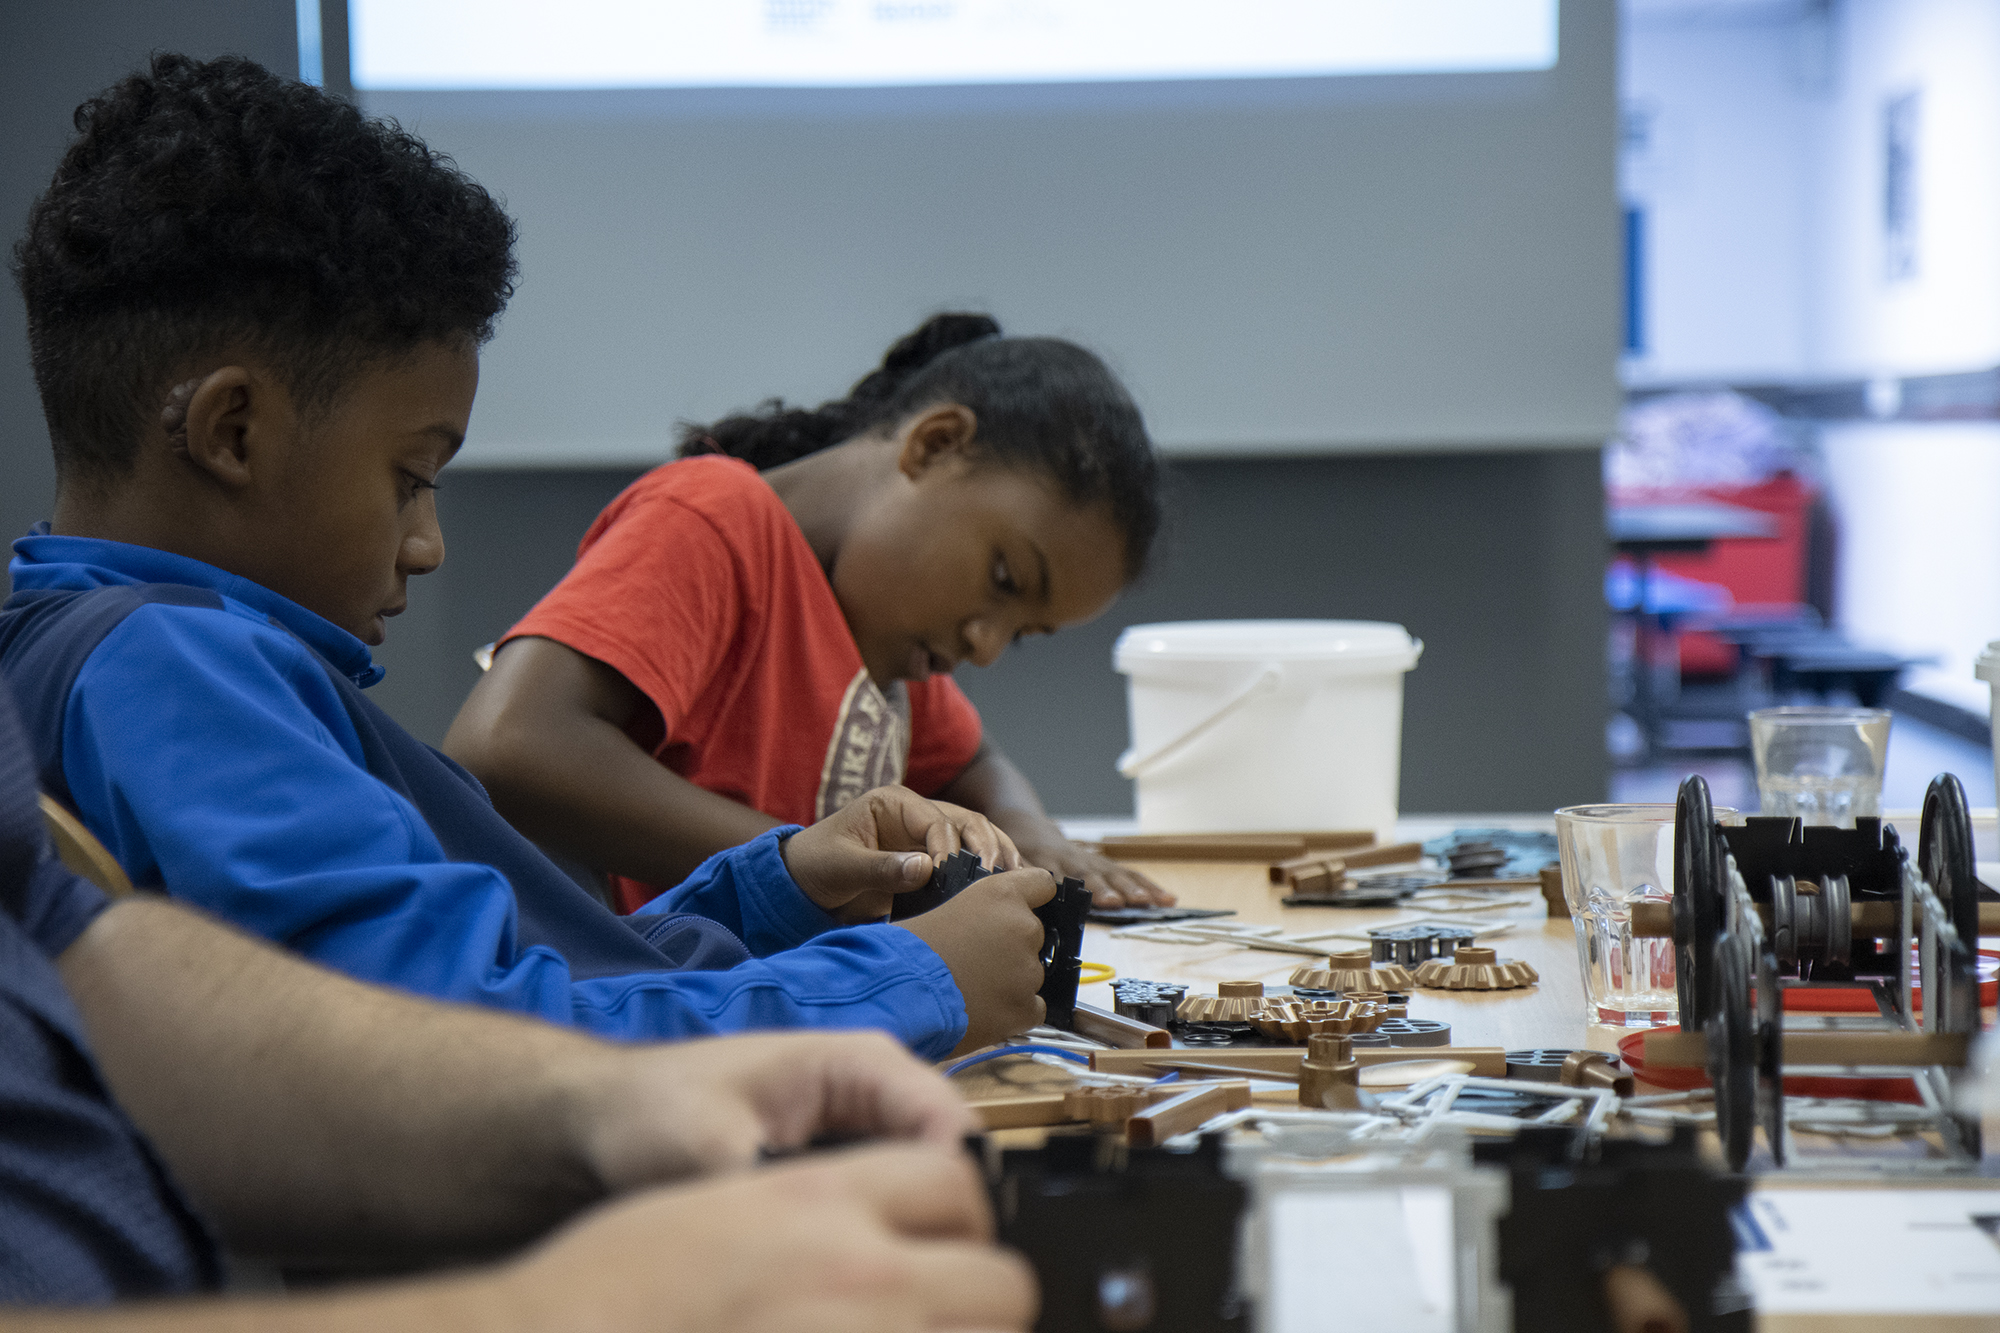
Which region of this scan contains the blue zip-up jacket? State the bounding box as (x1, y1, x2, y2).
(1, 531, 967, 1057)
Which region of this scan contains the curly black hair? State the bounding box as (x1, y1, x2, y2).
(12, 53, 518, 489)
(681, 313, 1163, 581)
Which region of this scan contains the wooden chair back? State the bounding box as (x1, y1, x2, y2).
(38, 794, 135, 899)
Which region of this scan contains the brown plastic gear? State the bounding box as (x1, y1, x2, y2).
(1288, 950, 1416, 993)
(1411, 945, 1538, 991)
(1061, 1086, 1166, 1126)
(1251, 997, 1384, 1041)
(1174, 979, 1266, 1023)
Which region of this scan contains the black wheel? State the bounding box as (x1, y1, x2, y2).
(1675, 776, 1724, 1026)
(1755, 931, 1785, 1168)
(1919, 774, 1980, 1037)
(1919, 774, 1982, 1158)
(1706, 929, 1756, 1173)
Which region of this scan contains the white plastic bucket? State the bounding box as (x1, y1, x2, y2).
(1113, 620, 1423, 835)
(1975, 640, 2000, 809)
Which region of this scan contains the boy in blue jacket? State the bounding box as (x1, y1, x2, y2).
(1, 53, 1054, 1059)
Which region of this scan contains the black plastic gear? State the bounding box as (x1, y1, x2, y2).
(1755, 929, 1785, 1168)
(1674, 776, 1724, 1027)
(1505, 1049, 1574, 1083)
(1706, 929, 1757, 1173)
(1378, 1018, 1452, 1048)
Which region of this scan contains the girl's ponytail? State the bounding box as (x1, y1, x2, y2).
(681, 311, 1161, 580)
(677, 313, 999, 469)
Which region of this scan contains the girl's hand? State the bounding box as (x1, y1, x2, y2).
(784, 786, 1020, 923)
(1012, 837, 1176, 910)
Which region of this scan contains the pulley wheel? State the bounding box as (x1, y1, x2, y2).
(1756, 929, 1785, 1168)
(1674, 776, 1724, 1026)
(1706, 929, 1757, 1173)
(1919, 774, 1980, 1037)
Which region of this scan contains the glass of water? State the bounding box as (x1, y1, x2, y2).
(1748, 706, 1891, 828)
(1554, 803, 1737, 1028)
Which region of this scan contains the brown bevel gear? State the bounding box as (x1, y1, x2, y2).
(1288, 949, 1416, 993)
(1411, 945, 1538, 991)
(1250, 997, 1385, 1041)
(1061, 1086, 1166, 1126)
(1174, 980, 1266, 1023)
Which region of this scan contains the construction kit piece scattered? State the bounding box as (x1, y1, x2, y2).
(1061, 1085, 1169, 1127)
(1298, 1033, 1362, 1109)
(1250, 996, 1384, 1041)
(1539, 864, 1569, 918)
(1412, 945, 1539, 991)
(1504, 1048, 1635, 1095)
(1107, 978, 1186, 1027)
(1126, 1080, 1254, 1146)
(1174, 980, 1267, 1024)
(1289, 949, 1417, 993)
(1358, 1058, 1477, 1090)
(1070, 1001, 1172, 1049)
(1369, 923, 1477, 966)
(1097, 831, 1374, 863)
(1375, 1017, 1452, 1047)
(1091, 1045, 1511, 1078)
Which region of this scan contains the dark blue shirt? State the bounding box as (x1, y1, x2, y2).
(0, 686, 221, 1304)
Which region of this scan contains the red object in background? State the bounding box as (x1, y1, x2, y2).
(1608, 474, 1817, 675)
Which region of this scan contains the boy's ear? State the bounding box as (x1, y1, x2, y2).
(173, 365, 267, 491)
(894, 404, 979, 481)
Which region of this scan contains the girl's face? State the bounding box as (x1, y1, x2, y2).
(830, 439, 1130, 686)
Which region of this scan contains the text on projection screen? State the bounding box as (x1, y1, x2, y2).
(350, 0, 1560, 90)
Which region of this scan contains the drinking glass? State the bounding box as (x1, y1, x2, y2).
(1555, 803, 1736, 1027)
(1748, 707, 1891, 828)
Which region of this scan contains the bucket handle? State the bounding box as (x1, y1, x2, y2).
(1116, 664, 1284, 780)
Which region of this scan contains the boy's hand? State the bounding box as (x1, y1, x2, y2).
(899, 869, 1056, 1054)
(1012, 835, 1175, 910)
(498, 1144, 1037, 1333)
(568, 1030, 977, 1195)
(785, 786, 1019, 924)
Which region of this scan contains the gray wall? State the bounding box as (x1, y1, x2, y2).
(4, 1, 1611, 818)
(1, 2, 299, 547)
(368, 450, 1609, 816)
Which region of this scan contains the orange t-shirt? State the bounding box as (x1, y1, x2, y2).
(503, 456, 986, 912)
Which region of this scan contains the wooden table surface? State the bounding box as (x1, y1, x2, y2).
(1076, 858, 1601, 1056)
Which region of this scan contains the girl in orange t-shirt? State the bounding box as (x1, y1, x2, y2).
(445, 314, 1171, 910)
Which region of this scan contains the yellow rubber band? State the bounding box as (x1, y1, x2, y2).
(1077, 961, 1116, 985)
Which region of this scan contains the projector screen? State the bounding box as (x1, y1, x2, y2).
(352, 0, 1558, 90)
(356, 2, 1616, 466)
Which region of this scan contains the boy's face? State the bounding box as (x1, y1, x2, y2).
(245, 341, 478, 645)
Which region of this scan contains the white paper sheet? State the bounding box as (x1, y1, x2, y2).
(1737, 1188, 2000, 1314)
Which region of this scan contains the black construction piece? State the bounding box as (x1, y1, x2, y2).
(1480, 1127, 1750, 1333)
(890, 848, 1092, 1030)
(983, 1133, 1246, 1333)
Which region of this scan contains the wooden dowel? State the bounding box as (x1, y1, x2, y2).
(1125, 1080, 1252, 1146)
(1090, 1046, 1508, 1078)
(1335, 841, 1426, 870)
(1071, 1002, 1172, 1049)
(965, 1092, 1074, 1129)
(1641, 1029, 1971, 1068)
(1629, 900, 2000, 939)
(1098, 831, 1376, 862)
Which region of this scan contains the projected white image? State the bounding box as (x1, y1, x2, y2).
(350, 0, 1559, 90)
